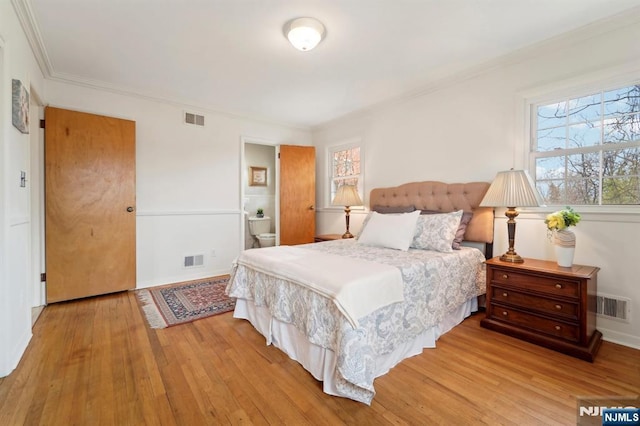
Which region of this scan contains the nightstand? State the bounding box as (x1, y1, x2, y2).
(481, 257, 602, 362)
(314, 234, 350, 242)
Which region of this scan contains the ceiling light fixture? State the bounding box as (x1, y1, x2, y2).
(284, 17, 325, 52)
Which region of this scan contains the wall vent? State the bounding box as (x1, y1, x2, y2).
(184, 254, 204, 268)
(596, 294, 630, 323)
(184, 111, 205, 126)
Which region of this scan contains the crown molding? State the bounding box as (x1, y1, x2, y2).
(311, 5, 640, 132)
(45, 70, 311, 130)
(11, 0, 54, 77)
(12, 0, 640, 133)
(11, 0, 311, 131)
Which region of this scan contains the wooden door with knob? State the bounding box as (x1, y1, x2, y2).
(45, 107, 136, 303)
(279, 145, 316, 245)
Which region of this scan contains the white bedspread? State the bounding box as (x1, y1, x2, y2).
(233, 245, 404, 328)
(227, 240, 486, 404)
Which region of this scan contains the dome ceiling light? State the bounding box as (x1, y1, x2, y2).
(284, 17, 325, 52)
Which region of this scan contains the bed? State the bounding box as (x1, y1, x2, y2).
(226, 181, 494, 404)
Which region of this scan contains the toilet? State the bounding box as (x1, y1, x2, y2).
(257, 233, 276, 247)
(248, 216, 276, 248)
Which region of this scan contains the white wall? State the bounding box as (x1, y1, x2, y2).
(313, 15, 640, 348)
(0, 1, 45, 377)
(44, 80, 311, 288)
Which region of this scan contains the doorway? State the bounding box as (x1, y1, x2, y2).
(241, 137, 278, 250)
(29, 86, 45, 323)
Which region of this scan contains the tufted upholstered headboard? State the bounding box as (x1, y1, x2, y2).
(369, 181, 494, 247)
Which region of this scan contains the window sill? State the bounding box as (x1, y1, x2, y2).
(510, 206, 640, 224)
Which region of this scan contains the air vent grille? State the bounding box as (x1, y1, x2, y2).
(184, 254, 204, 268)
(185, 112, 205, 126)
(596, 294, 630, 322)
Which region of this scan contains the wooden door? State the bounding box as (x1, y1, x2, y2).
(279, 145, 316, 245)
(45, 107, 136, 303)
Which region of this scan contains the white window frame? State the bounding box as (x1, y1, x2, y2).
(326, 139, 364, 209)
(520, 65, 640, 216)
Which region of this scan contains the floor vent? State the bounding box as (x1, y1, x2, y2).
(184, 254, 204, 268)
(596, 294, 630, 322)
(185, 112, 205, 126)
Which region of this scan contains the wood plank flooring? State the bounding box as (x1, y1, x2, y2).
(0, 287, 638, 425)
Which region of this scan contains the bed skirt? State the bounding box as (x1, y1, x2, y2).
(233, 296, 478, 401)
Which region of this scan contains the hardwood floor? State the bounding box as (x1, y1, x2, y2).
(1, 289, 638, 425)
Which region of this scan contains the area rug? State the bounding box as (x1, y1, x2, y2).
(136, 276, 235, 329)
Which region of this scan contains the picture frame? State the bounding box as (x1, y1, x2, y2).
(12, 79, 30, 134)
(249, 166, 267, 186)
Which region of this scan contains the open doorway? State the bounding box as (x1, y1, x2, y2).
(240, 137, 278, 250)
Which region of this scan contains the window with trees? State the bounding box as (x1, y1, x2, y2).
(531, 83, 639, 205)
(329, 144, 362, 205)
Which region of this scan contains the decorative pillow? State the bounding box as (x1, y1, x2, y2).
(452, 211, 473, 249)
(421, 210, 474, 249)
(357, 212, 373, 239)
(372, 205, 416, 214)
(358, 205, 416, 238)
(411, 210, 463, 252)
(357, 210, 421, 251)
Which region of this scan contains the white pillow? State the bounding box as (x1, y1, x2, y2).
(411, 210, 463, 252)
(357, 210, 421, 251)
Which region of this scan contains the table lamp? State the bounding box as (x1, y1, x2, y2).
(331, 185, 363, 239)
(480, 169, 544, 263)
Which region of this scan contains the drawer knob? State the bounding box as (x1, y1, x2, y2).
(502, 274, 509, 279)
(502, 311, 508, 316)
(555, 325, 561, 331)
(555, 283, 563, 289)
(555, 304, 562, 310)
(502, 292, 508, 297)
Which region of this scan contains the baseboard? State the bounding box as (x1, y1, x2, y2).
(136, 268, 232, 289)
(0, 330, 32, 378)
(600, 327, 640, 350)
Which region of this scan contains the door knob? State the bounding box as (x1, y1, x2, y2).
(126, 206, 135, 212)
(308, 205, 315, 210)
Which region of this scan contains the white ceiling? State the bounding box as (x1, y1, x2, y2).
(21, 0, 640, 128)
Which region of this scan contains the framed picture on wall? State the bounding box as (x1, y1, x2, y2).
(249, 166, 267, 186)
(12, 79, 30, 134)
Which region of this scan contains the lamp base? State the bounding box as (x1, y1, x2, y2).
(342, 231, 354, 239)
(499, 207, 524, 263)
(499, 252, 524, 263)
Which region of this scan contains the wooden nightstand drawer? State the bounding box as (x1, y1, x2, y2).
(491, 269, 580, 299)
(491, 286, 579, 320)
(490, 305, 580, 343)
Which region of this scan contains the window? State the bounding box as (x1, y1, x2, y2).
(329, 143, 363, 205)
(531, 83, 640, 206)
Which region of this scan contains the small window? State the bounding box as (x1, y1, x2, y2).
(328, 143, 363, 206)
(531, 84, 640, 205)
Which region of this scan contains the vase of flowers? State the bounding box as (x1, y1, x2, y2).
(256, 208, 264, 218)
(545, 207, 581, 267)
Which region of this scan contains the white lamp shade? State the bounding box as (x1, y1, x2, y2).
(480, 169, 544, 207)
(285, 17, 325, 51)
(332, 185, 363, 207)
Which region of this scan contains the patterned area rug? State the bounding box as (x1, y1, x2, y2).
(136, 276, 235, 329)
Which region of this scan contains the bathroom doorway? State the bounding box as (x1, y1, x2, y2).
(241, 137, 278, 250)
